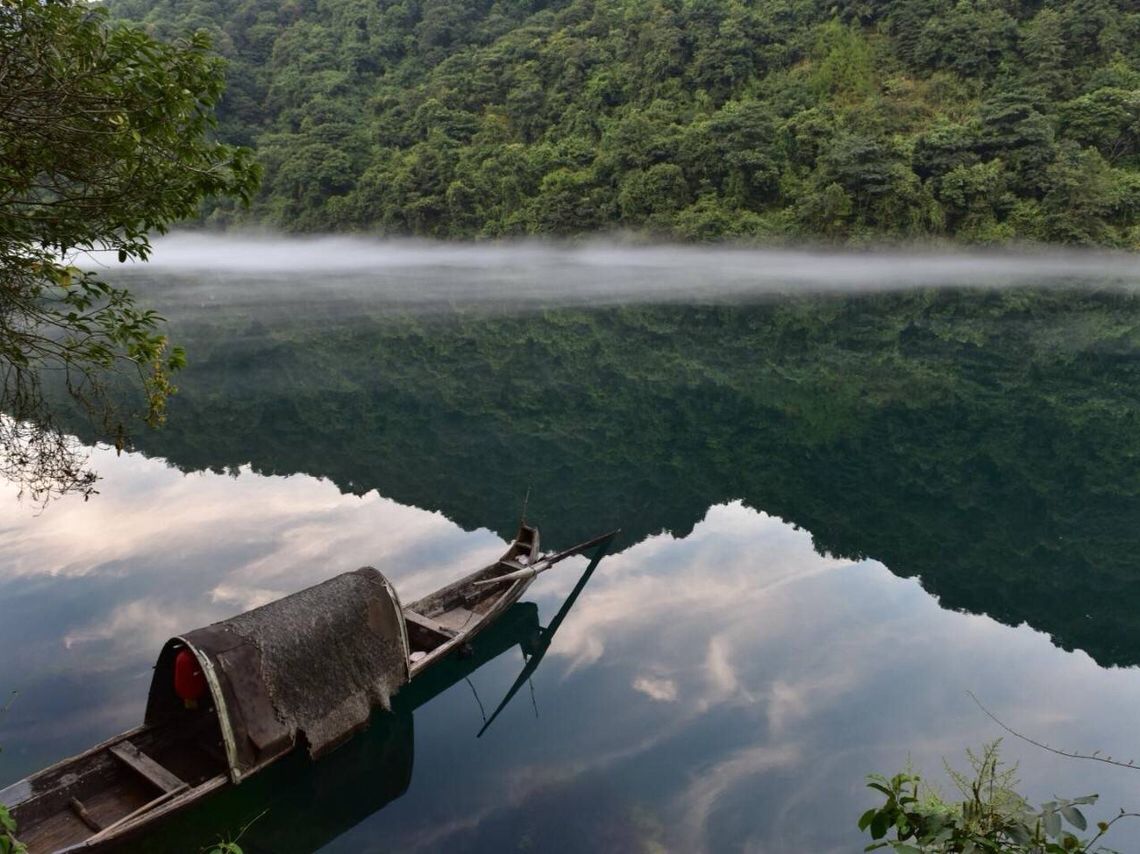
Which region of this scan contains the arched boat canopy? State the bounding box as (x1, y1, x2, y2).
(146, 567, 411, 782)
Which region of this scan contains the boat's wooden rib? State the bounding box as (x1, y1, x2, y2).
(0, 524, 616, 853)
(107, 743, 185, 794)
(403, 609, 458, 640)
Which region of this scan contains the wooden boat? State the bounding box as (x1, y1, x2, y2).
(132, 601, 551, 854)
(0, 525, 617, 853)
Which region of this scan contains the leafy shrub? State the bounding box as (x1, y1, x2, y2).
(859, 741, 1133, 852)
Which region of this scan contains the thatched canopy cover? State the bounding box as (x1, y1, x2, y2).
(146, 567, 410, 781)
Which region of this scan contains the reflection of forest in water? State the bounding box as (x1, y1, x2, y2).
(65, 281, 1140, 668)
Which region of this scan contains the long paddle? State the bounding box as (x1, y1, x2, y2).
(476, 531, 618, 737)
(473, 529, 620, 587)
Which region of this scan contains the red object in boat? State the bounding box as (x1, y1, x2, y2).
(173, 648, 207, 708)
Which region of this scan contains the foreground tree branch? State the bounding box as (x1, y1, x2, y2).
(968, 691, 1140, 772)
(0, 0, 259, 499)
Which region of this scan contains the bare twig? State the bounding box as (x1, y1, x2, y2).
(969, 691, 1140, 771)
(1086, 809, 1140, 849)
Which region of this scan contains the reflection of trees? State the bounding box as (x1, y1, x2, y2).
(65, 285, 1140, 667)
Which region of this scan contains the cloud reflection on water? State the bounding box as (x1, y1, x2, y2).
(403, 502, 1140, 853)
(2, 452, 1140, 852)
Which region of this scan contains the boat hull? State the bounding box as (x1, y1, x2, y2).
(2, 525, 546, 853)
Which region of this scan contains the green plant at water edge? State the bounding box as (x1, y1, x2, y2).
(201, 807, 264, 854)
(859, 741, 1136, 852)
(0, 805, 27, 854)
(0, 692, 25, 854)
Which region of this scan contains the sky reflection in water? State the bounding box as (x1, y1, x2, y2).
(3, 448, 1140, 851)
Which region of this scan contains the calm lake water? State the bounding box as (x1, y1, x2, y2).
(2, 238, 1140, 852)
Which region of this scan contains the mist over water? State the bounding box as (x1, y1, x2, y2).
(82, 233, 1140, 309)
(14, 231, 1140, 851)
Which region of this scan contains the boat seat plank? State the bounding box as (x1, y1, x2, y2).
(435, 607, 478, 632)
(404, 609, 457, 639)
(109, 742, 185, 793)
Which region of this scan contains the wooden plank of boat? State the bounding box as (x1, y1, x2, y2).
(55, 776, 229, 854)
(107, 742, 185, 794)
(403, 609, 458, 639)
(5, 724, 221, 854)
(403, 528, 618, 679)
(402, 525, 543, 678)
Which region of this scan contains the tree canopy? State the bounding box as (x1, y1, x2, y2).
(0, 0, 258, 497)
(108, 0, 1140, 245)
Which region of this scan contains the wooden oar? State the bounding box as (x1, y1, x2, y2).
(476, 531, 617, 737)
(473, 529, 619, 587)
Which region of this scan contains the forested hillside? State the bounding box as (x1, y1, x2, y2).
(108, 0, 1140, 244)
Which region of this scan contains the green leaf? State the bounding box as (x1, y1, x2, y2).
(1007, 823, 1031, 845)
(930, 827, 953, 844)
(859, 808, 878, 831)
(870, 811, 890, 840)
(1058, 804, 1086, 830)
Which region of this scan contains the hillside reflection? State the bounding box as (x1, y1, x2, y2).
(57, 281, 1140, 667)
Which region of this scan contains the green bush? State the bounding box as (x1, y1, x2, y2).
(860, 742, 1134, 852)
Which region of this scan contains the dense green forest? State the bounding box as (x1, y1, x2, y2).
(106, 0, 1140, 245)
(55, 282, 1140, 668)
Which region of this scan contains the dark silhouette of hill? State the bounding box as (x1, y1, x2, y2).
(60, 285, 1140, 667)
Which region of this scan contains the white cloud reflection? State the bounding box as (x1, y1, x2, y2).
(677, 743, 801, 853)
(631, 675, 678, 703)
(6, 457, 1140, 852)
(409, 501, 1140, 853)
(62, 600, 190, 654)
(0, 446, 507, 654)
